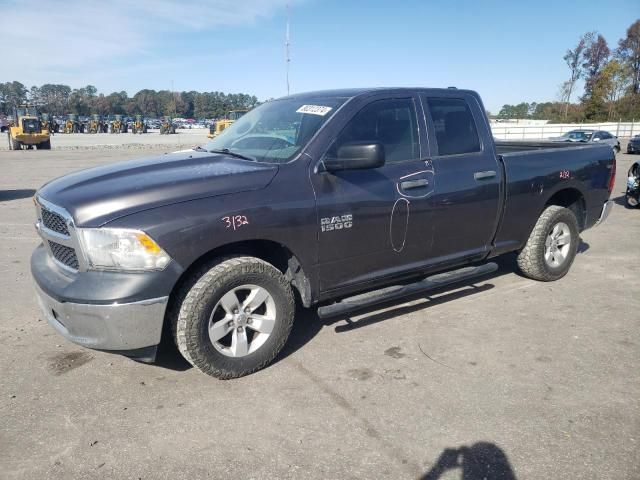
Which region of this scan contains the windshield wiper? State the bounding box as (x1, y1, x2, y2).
(208, 148, 256, 162)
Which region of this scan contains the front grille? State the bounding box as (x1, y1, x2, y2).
(48, 241, 79, 270)
(41, 208, 70, 236)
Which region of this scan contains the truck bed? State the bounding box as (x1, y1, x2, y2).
(491, 141, 614, 258)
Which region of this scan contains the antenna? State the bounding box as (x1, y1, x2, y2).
(285, 4, 291, 96)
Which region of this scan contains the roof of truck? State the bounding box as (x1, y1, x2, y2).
(282, 87, 475, 100)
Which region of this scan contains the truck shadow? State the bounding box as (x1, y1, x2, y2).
(0, 189, 36, 202)
(153, 338, 193, 371)
(421, 442, 517, 480)
(278, 255, 518, 363)
(153, 250, 591, 372)
(611, 194, 629, 207)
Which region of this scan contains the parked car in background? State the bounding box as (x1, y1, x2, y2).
(627, 134, 640, 154)
(626, 159, 640, 208)
(551, 129, 620, 153)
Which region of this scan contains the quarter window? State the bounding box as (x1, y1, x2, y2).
(425, 97, 481, 156)
(328, 98, 419, 164)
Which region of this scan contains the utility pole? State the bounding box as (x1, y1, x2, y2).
(285, 4, 291, 96)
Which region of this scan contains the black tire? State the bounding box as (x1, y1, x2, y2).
(38, 139, 51, 150)
(517, 205, 579, 282)
(172, 257, 295, 379)
(626, 194, 640, 209)
(11, 137, 21, 150)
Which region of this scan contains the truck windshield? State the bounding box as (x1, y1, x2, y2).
(203, 97, 346, 163)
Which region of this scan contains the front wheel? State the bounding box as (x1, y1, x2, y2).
(517, 205, 579, 281)
(173, 257, 295, 379)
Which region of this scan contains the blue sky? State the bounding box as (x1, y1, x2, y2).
(3, 0, 639, 112)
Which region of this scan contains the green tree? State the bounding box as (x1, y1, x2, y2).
(562, 34, 590, 118)
(617, 19, 640, 94)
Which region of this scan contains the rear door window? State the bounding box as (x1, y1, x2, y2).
(423, 97, 481, 156)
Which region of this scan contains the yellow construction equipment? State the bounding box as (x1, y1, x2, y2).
(88, 114, 102, 134)
(7, 104, 51, 150)
(132, 115, 147, 134)
(40, 113, 51, 133)
(159, 117, 176, 135)
(63, 114, 79, 134)
(109, 114, 127, 134)
(208, 110, 247, 138)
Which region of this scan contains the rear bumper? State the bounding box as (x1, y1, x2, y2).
(34, 282, 167, 352)
(594, 200, 613, 227)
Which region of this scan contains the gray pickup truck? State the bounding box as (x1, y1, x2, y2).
(31, 88, 616, 378)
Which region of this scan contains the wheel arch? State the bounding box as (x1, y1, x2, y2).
(543, 187, 586, 231)
(167, 239, 313, 322)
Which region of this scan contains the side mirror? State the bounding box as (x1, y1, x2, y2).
(321, 142, 385, 172)
(592, 137, 601, 142)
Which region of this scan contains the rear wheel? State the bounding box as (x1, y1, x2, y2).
(38, 139, 51, 150)
(517, 205, 579, 281)
(172, 257, 295, 379)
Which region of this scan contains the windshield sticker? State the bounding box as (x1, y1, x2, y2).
(296, 105, 333, 116)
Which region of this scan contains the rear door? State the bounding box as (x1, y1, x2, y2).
(420, 93, 502, 264)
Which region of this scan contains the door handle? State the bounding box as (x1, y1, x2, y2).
(400, 179, 429, 190)
(474, 170, 496, 180)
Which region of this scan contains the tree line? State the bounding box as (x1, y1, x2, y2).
(497, 19, 640, 123)
(0, 82, 260, 119)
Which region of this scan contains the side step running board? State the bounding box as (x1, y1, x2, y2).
(317, 262, 498, 319)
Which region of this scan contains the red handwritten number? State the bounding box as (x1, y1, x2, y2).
(222, 215, 249, 231)
(560, 170, 570, 179)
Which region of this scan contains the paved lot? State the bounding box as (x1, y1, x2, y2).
(1, 129, 207, 151)
(1, 143, 638, 480)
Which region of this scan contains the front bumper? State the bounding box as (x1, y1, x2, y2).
(16, 133, 49, 144)
(35, 282, 167, 352)
(628, 144, 639, 153)
(595, 200, 613, 226)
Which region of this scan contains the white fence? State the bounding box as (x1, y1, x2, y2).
(490, 121, 638, 140)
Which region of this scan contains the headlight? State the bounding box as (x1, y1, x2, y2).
(78, 228, 171, 271)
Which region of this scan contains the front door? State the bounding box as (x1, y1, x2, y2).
(311, 96, 434, 293)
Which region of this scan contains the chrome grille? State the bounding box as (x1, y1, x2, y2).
(36, 197, 84, 272)
(41, 208, 70, 236)
(48, 241, 79, 270)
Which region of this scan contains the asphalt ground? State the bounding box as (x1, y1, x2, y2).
(0, 141, 638, 480)
(1, 128, 207, 151)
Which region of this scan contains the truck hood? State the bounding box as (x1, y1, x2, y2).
(37, 150, 278, 227)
